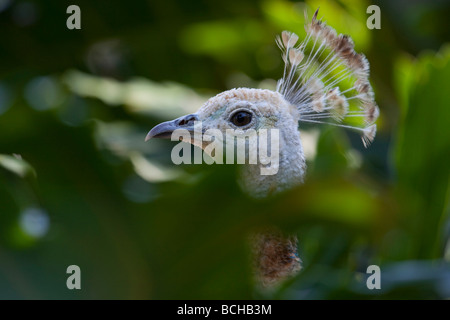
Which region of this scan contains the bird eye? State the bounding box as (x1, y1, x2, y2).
(230, 111, 252, 127)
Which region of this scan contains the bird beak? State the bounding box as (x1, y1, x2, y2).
(145, 114, 199, 141)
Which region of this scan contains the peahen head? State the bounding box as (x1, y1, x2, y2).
(146, 88, 305, 197)
(146, 8, 379, 198)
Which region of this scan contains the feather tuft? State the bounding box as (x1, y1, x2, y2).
(364, 101, 380, 124)
(281, 31, 299, 49)
(327, 87, 348, 121)
(362, 124, 377, 148)
(288, 48, 304, 66)
(311, 94, 326, 112)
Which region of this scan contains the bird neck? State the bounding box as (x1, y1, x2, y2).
(239, 125, 306, 198)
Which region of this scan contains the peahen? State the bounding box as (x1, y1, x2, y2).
(145, 9, 379, 287)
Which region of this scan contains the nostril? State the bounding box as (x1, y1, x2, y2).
(177, 114, 198, 126)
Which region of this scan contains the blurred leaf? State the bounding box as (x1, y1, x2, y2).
(62, 70, 208, 118)
(130, 152, 184, 183)
(0, 154, 36, 178)
(395, 45, 450, 259)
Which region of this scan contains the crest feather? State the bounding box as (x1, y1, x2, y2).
(276, 8, 379, 147)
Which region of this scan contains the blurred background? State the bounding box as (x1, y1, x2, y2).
(0, 0, 449, 299)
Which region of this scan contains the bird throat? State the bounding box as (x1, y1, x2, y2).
(238, 127, 306, 198)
